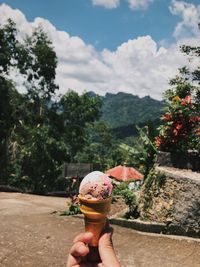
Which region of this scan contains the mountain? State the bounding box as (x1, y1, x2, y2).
(111, 118, 162, 139)
(101, 92, 164, 128)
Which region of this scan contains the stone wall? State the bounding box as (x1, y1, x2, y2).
(157, 151, 200, 172)
(139, 166, 200, 237)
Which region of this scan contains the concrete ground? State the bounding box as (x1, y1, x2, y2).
(0, 192, 200, 267)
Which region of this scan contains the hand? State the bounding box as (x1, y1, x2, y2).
(66, 225, 121, 267)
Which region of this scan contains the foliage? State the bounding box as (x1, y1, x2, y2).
(59, 91, 102, 161)
(135, 125, 158, 176)
(113, 182, 137, 216)
(139, 168, 166, 220)
(122, 189, 137, 216)
(0, 78, 13, 183)
(10, 90, 102, 192)
(0, 19, 164, 193)
(118, 123, 158, 177)
(101, 92, 164, 128)
(155, 67, 200, 152)
(75, 120, 133, 169)
(0, 18, 25, 75)
(3, 17, 198, 197)
(111, 118, 161, 139)
(5, 22, 65, 193)
(0, 19, 102, 192)
(24, 27, 58, 101)
(155, 43, 200, 153)
(112, 182, 128, 196)
(144, 168, 166, 190)
(0, 19, 27, 184)
(62, 203, 81, 216)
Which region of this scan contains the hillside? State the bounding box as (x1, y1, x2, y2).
(111, 118, 161, 139)
(101, 92, 164, 128)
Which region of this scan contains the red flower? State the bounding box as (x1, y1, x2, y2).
(181, 95, 192, 106)
(175, 123, 183, 131)
(193, 116, 200, 122)
(195, 128, 200, 137)
(162, 113, 172, 121)
(173, 123, 183, 136)
(173, 129, 178, 136)
(155, 136, 162, 148)
(175, 123, 182, 130)
(190, 116, 200, 122)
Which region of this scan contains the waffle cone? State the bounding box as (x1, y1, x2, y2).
(78, 195, 111, 246)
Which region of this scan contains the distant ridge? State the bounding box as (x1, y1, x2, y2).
(111, 118, 161, 139)
(100, 92, 164, 128)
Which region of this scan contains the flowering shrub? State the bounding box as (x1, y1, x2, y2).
(155, 93, 200, 152)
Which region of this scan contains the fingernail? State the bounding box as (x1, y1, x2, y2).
(79, 244, 87, 254)
(85, 232, 93, 238)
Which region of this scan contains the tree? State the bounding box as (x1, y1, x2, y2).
(181, 45, 200, 107)
(9, 26, 63, 192)
(155, 44, 200, 152)
(0, 19, 103, 192)
(24, 27, 58, 102)
(0, 78, 14, 183)
(75, 121, 114, 169)
(0, 19, 22, 74)
(0, 19, 26, 183)
(118, 123, 158, 177)
(59, 90, 102, 161)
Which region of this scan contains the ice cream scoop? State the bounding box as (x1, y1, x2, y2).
(78, 171, 113, 246)
(79, 171, 113, 200)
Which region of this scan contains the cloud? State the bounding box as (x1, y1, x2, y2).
(91, 0, 120, 9)
(0, 3, 196, 100)
(91, 0, 154, 10)
(101, 36, 187, 99)
(169, 0, 200, 39)
(0, 3, 33, 41)
(126, 0, 154, 10)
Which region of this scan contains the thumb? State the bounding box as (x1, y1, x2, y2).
(98, 226, 120, 267)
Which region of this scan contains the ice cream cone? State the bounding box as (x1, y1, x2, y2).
(78, 195, 111, 246)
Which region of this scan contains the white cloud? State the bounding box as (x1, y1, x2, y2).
(101, 36, 187, 99)
(0, 3, 197, 100)
(91, 0, 120, 9)
(169, 0, 200, 39)
(127, 0, 154, 10)
(91, 0, 154, 10)
(0, 3, 33, 41)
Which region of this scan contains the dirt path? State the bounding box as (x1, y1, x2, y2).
(0, 192, 200, 267)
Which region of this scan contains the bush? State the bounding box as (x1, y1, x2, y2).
(61, 203, 81, 216)
(155, 94, 200, 152)
(138, 168, 166, 220)
(112, 181, 137, 218)
(155, 48, 200, 153)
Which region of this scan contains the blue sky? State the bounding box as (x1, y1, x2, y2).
(0, 0, 190, 50)
(0, 0, 200, 99)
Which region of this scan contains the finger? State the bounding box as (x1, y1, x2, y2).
(67, 233, 93, 267)
(98, 226, 121, 267)
(99, 225, 113, 246)
(67, 241, 90, 267)
(73, 232, 93, 244)
(70, 241, 89, 258)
